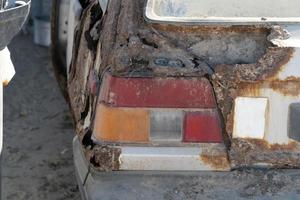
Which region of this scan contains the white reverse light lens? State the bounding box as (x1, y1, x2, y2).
(150, 110, 183, 142)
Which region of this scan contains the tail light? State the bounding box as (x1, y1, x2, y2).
(93, 73, 223, 144)
(184, 110, 223, 143)
(95, 104, 150, 142)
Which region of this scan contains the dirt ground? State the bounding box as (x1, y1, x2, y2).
(2, 34, 300, 200)
(2, 34, 79, 199)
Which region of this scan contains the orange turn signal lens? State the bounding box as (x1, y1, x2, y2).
(93, 104, 150, 143)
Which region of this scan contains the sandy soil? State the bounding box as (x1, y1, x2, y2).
(2, 34, 79, 200)
(2, 34, 300, 200)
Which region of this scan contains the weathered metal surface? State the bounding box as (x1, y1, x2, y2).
(85, 143, 229, 171)
(68, 2, 100, 123)
(233, 48, 300, 144)
(225, 26, 300, 167)
(69, 0, 300, 170)
(119, 145, 229, 171)
(211, 47, 295, 142)
(230, 139, 300, 168)
(87, 144, 121, 172)
(200, 145, 231, 170)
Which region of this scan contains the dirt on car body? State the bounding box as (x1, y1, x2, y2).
(67, 0, 300, 170)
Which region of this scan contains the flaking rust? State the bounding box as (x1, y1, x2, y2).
(212, 47, 295, 137)
(201, 146, 230, 170)
(230, 139, 300, 168)
(71, 0, 300, 170)
(86, 144, 121, 171)
(215, 29, 300, 167)
(237, 79, 300, 97)
(68, 2, 96, 123)
(201, 155, 230, 170)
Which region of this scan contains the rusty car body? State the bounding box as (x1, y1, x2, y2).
(51, 0, 300, 199)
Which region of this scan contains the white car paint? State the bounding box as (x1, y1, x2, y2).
(233, 27, 300, 144)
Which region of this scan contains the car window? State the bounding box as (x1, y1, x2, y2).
(145, 0, 300, 24)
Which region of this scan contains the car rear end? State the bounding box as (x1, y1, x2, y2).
(74, 73, 230, 200)
(53, 0, 300, 199)
(90, 72, 229, 171)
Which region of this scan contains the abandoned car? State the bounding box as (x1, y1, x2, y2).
(51, 0, 300, 199)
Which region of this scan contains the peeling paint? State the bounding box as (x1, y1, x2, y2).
(268, 25, 300, 48)
(88, 145, 121, 171)
(69, 0, 300, 170)
(230, 139, 300, 168)
(200, 147, 230, 170)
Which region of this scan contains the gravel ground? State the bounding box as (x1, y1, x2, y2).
(2, 34, 79, 200)
(2, 34, 300, 200)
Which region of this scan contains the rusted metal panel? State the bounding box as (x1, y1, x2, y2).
(230, 139, 300, 168)
(228, 25, 300, 167)
(212, 47, 295, 139)
(235, 48, 300, 145)
(68, 2, 98, 123)
(88, 145, 121, 172)
(72, 0, 300, 170)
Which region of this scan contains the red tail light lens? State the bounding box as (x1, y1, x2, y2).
(184, 110, 223, 143)
(94, 73, 223, 144)
(99, 74, 216, 108)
